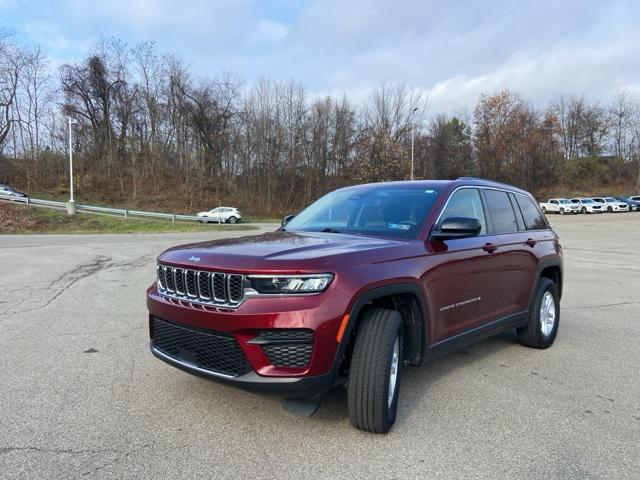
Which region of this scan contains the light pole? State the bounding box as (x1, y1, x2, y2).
(410, 107, 418, 180)
(67, 118, 78, 215)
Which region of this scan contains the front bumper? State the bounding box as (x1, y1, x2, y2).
(146, 284, 350, 397)
(151, 343, 337, 397)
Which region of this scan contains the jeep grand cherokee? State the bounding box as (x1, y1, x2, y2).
(147, 177, 563, 433)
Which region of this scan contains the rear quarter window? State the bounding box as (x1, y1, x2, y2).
(515, 194, 549, 230)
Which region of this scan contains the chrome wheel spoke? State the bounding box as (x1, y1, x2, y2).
(540, 291, 556, 336)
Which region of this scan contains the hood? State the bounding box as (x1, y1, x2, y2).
(158, 231, 411, 272)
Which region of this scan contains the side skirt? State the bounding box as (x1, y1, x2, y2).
(422, 310, 529, 363)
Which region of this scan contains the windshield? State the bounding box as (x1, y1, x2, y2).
(559, 199, 571, 204)
(605, 197, 616, 202)
(581, 199, 594, 204)
(285, 186, 440, 239)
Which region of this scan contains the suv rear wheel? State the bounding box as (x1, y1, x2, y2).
(517, 277, 559, 349)
(347, 308, 403, 434)
(227, 216, 238, 224)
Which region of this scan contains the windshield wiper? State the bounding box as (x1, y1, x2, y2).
(320, 228, 341, 233)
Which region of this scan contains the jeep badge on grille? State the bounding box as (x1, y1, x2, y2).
(187, 256, 201, 263)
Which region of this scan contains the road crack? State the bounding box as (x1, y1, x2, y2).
(565, 301, 640, 310)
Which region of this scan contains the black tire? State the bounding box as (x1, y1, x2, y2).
(581, 207, 587, 214)
(607, 206, 613, 212)
(541, 207, 547, 213)
(559, 208, 565, 215)
(227, 216, 238, 224)
(517, 277, 560, 349)
(347, 308, 403, 434)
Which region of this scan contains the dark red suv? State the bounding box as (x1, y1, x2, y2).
(147, 178, 562, 433)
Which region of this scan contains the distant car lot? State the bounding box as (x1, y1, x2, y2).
(1, 214, 639, 479)
(540, 195, 639, 214)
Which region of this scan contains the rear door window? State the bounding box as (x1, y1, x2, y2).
(483, 190, 518, 234)
(515, 195, 548, 230)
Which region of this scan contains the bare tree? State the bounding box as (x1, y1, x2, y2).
(0, 36, 22, 152)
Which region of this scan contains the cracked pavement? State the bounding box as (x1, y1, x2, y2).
(1, 216, 639, 479)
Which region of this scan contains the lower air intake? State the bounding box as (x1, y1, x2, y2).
(151, 317, 251, 377)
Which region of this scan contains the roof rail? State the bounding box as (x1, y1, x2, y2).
(456, 176, 518, 189)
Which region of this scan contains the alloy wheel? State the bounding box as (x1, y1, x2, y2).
(540, 291, 556, 336)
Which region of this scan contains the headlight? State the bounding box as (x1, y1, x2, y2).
(247, 274, 333, 294)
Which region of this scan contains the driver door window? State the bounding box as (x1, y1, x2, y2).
(439, 188, 487, 235)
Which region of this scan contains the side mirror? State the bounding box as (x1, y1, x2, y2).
(431, 216, 481, 241)
(281, 214, 295, 228)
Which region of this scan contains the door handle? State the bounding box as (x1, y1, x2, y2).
(525, 238, 537, 247)
(482, 242, 498, 253)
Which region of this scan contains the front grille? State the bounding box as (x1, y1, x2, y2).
(254, 329, 314, 368)
(151, 317, 251, 377)
(158, 265, 244, 306)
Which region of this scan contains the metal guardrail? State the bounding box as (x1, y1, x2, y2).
(0, 193, 229, 224)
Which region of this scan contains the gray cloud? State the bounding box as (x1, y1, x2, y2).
(7, 0, 640, 112)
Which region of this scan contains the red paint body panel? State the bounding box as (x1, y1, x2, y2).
(146, 178, 562, 395)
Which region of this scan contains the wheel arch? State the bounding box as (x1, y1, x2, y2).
(529, 259, 563, 308)
(336, 283, 428, 375)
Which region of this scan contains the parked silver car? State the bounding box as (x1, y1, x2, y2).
(0, 184, 28, 199)
(196, 206, 242, 224)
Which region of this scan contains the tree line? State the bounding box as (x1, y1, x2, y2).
(2, 35, 640, 215)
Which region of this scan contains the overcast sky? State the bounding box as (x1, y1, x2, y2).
(3, 0, 639, 113)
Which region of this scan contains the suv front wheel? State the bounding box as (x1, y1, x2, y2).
(517, 277, 560, 349)
(347, 308, 403, 434)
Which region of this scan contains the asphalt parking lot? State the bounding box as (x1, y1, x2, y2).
(1, 215, 639, 479)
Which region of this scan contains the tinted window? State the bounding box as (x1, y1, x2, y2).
(484, 190, 518, 234)
(509, 193, 526, 230)
(286, 186, 440, 239)
(515, 194, 548, 230)
(439, 188, 487, 235)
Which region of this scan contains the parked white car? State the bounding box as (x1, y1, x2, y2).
(196, 207, 242, 224)
(592, 197, 629, 213)
(539, 198, 580, 215)
(570, 198, 604, 214)
(630, 195, 640, 202)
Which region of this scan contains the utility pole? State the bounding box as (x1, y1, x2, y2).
(66, 118, 78, 215)
(410, 107, 418, 180)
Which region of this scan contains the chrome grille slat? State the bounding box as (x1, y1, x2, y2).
(212, 273, 227, 302)
(174, 268, 186, 295)
(157, 265, 165, 290)
(228, 274, 244, 304)
(164, 266, 175, 292)
(197, 271, 211, 299)
(185, 270, 198, 298)
(157, 264, 244, 308)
